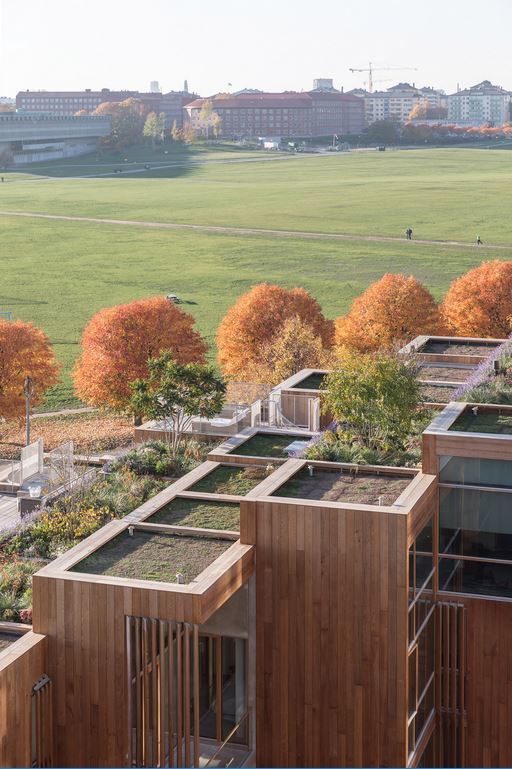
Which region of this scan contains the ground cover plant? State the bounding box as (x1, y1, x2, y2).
(450, 412, 512, 435)
(189, 464, 275, 495)
(419, 384, 458, 404)
(452, 337, 512, 404)
(233, 433, 307, 458)
(147, 498, 240, 530)
(3, 148, 512, 406)
(274, 467, 411, 505)
(291, 373, 326, 390)
(110, 439, 215, 477)
(70, 530, 232, 583)
(417, 365, 474, 382)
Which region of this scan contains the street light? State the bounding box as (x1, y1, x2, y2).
(23, 376, 34, 446)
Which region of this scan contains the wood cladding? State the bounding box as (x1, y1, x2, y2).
(254, 499, 409, 767)
(0, 632, 48, 768)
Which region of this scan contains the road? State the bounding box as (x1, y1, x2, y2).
(0, 209, 510, 251)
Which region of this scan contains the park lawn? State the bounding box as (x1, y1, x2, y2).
(0, 213, 506, 407)
(2, 149, 512, 242)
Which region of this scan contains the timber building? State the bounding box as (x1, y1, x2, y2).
(1, 335, 512, 767)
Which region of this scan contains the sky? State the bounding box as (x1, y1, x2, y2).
(0, 0, 511, 98)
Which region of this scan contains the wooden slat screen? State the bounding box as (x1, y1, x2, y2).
(32, 674, 53, 768)
(438, 602, 467, 768)
(126, 616, 200, 768)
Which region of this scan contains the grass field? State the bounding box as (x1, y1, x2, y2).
(2, 145, 512, 408)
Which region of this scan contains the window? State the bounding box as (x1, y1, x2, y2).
(439, 455, 512, 597)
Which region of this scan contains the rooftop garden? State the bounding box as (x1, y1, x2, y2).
(417, 365, 475, 383)
(69, 529, 232, 583)
(451, 336, 512, 405)
(449, 410, 512, 435)
(189, 464, 275, 495)
(0, 557, 45, 624)
(233, 432, 309, 459)
(421, 340, 499, 356)
(0, 631, 23, 652)
(146, 498, 240, 530)
(419, 384, 458, 404)
(297, 349, 432, 467)
(273, 466, 411, 505)
(291, 373, 326, 390)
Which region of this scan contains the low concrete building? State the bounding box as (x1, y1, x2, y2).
(0, 112, 111, 164)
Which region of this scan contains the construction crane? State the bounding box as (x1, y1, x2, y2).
(349, 62, 418, 93)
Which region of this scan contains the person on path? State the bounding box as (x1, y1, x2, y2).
(476, 235, 483, 246)
(405, 227, 413, 240)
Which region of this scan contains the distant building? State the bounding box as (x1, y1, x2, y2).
(0, 96, 14, 106)
(184, 89, 365, 138)
(348, 82, 446, 125)
(448, 80, 511, 125)
(15, 88, 197, 128)
(312, 78, 336, 92)
(0, 112, 111, 164)
(149, 81, 161, 93)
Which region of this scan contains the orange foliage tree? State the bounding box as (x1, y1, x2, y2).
(335, 274, 441, 352)
(73, 297, 207, 412)
(217, 284, 334, 379)
(440, 260, 512, 337)
(0, 320, 60, 419)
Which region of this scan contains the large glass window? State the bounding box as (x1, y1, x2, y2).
(439, 455, 512, 598)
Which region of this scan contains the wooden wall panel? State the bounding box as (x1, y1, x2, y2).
(255, 500, 409, 768)
(440, 595, 512, 768)
(0, 632, 47, 768)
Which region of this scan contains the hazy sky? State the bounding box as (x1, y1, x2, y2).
(1, 0, 511, 97)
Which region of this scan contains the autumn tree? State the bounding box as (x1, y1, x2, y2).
(0, 320, 60, 419)
(93, 98, 147, 147)
(440, 260, 512, 337)
(197, 99, 222, 139)
(131, 352, 226, 456)
(217, 284, 334, 380)
(73, 297, 207, 414)
(143, 111, 166, 147)
(335, 274, 441, 353)
(246, 316, 327, 385)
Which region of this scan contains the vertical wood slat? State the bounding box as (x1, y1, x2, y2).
(193, 625, 200, 769)
(151, 620, 158, 768)
(168, 621, 175, 766)
(32, 675, 53, 768)
(142, 619, 150, 767)
(127, 617, 134, 769)
(159, 621, 166, 768)
(176, 623, 183, 768)
(135, 618, 143, 768)
(215, 637, 222, 742)
(458, 607, 466, 767)
(438, 601, 466, 768)
(184, 624, 191, 769)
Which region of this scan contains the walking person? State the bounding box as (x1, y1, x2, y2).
(476, 235, 483, 246)
(405, 227, 413, 240)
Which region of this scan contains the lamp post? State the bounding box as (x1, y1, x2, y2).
(23, 376, 34, 446)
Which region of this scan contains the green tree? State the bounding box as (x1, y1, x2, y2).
(130, 352, 226, 456)
(197, 99, 222, 139)
(93, 98, 147, 148)
(367, 120, 399, 145)
(323, 350, 420, 451)
(143, 111, 166, 147)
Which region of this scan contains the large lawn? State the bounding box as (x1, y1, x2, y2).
(1, 146, 512, 408)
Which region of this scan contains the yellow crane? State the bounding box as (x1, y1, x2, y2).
(349, 62, 418, 93)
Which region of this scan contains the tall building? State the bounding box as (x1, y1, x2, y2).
(184, 90, 365, 138)
(150, 81, 161, 93)
(3, 335, 512, 767)
(15, 88, 197, 128)
(448, 80, 511, 125)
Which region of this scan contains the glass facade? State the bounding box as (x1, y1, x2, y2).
(408, 517, 435, 759)
(439, 455, 512, 598)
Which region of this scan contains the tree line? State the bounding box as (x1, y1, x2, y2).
(2, 258, 511, 425)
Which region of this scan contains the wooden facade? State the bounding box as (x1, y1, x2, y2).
(0, 631, 48, 768)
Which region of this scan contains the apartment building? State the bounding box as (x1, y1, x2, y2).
(184, 89, 365, 139)
(3, 338, 512, 767)
(349, 83, 446, 125)
(448, 80, 511, 125)
(15, 89, 196, 128)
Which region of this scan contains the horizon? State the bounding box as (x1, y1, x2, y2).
(1, 0, 511, 98)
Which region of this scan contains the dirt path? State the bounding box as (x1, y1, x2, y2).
(1, 209, 511, 251)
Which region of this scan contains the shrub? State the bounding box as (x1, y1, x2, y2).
(0, 557, 41, 623)
(110, 440, 212, 477)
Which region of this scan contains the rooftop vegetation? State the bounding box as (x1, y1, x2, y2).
(417, 365, 474, 383)
(233, 433, 307, 458)
(419, 384, 458, 404)
(147, 498, 240, 530)
(189, 464, 275, 495)
(452, 336, 512, 405)
(421, 340, 499, 356)
(273, 467, 411, 505)
(450, 411, 512, 435)
(70, 529, 232, 583)
(291, 373, 326, 390)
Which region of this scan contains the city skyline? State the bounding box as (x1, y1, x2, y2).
(1, 0, 511, 98)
